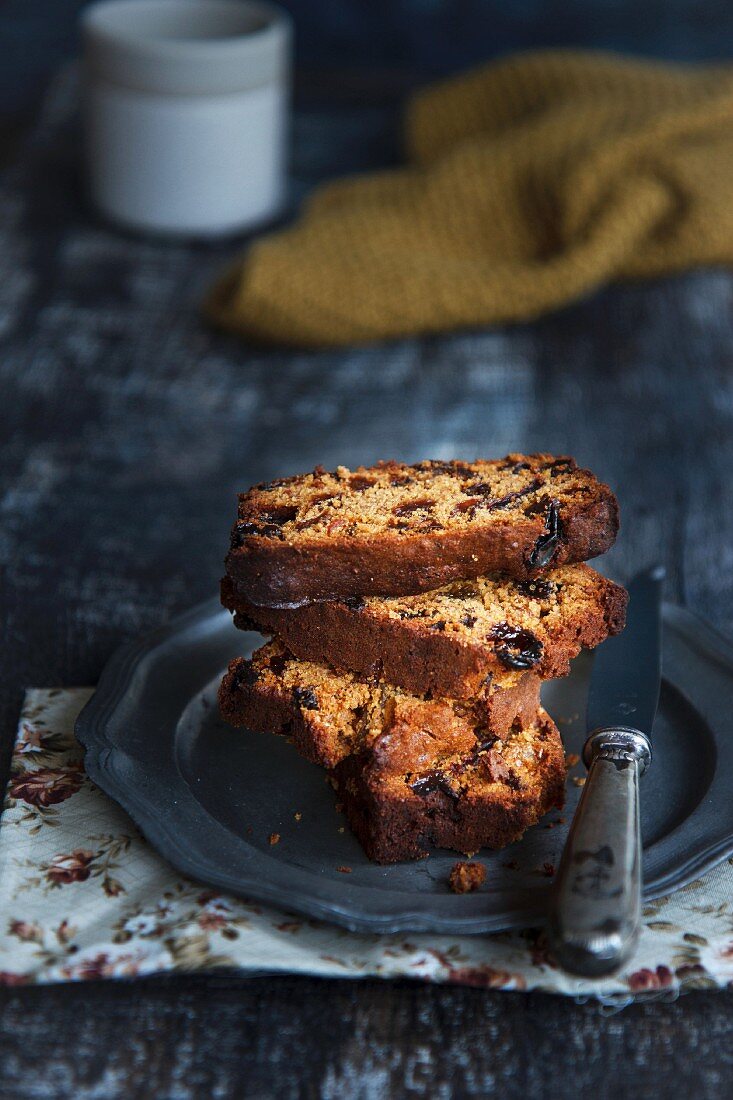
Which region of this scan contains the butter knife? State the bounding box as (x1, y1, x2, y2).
(548, 565, 664, 977)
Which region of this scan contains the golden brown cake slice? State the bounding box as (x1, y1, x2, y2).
(223, 562, 627, 699)
(218, 642, 565, 863)
(225, 455, 619, 606)
(219, 640, 541, 770)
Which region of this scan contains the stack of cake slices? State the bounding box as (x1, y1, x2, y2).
(219, 455, 626, 863)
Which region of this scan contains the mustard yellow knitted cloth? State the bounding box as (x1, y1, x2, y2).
(206, 50, 733, 347)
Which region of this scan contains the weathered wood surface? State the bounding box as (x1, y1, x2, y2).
(2, 69, 733, 1099)
(2, 976, 733, 1099)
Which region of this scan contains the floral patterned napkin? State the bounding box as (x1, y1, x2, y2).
(1, 689, 731, 998)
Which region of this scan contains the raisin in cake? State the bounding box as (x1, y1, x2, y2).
(226, 455, 619, 606)
(219, 640, 541, 770)
(223, 562, 627, 699)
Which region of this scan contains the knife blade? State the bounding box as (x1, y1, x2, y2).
(548, 565, 664, 977)
(586, 564, 664, 739)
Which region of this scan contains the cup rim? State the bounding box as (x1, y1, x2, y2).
(82, 0, 291, 94)
(82, 0, 286, 58)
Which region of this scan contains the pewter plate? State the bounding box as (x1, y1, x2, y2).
(76, 600, 732, 934)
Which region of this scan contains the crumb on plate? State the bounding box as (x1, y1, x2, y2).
(449, 860, 487, 894)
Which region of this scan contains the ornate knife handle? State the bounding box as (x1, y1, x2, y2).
(548, 727, 652, 977)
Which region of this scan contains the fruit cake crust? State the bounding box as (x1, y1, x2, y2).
(222, 564, 627, 699)
(225, 455, 620, 606)
(332, 710, 566, 864)
(218, 642, 542, 770)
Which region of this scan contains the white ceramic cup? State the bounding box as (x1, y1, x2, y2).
(82, 0, 292, 236)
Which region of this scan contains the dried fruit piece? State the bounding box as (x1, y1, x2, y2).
(295, 512, 328, 531)
(256, 475, 297, 491)
(349, 475, 376, 492)
(267, 654, 289, 676)
(393, 498, 436, 517)
(423, 461, 476, 477)
(523, 495, 551, 517)
(293, 687, 319, 710)
(232, 520, 285, 545)
(527, 500, 562, 569)
(259, 505, 298, 525)
(514, 578, 556, 599)
(490, 622, 544, 669)
(230, 662, 259, 691)
(491, 479, 543, 510)
(453, 497, 483, 516)
(409, 770, 462, 800)
(446, 582, 481, 600)
(476, 750, 513, 784)
(544, 459, 575, 477)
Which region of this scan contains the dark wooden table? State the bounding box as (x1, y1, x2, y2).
(1, 66, 733, 1100)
